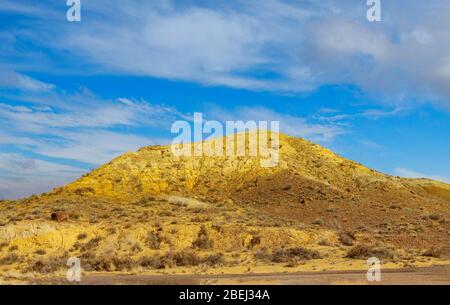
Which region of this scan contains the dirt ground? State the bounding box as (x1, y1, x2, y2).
(26, 265, 450, 285)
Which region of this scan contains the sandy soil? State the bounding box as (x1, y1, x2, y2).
(27, 265, 450, 285)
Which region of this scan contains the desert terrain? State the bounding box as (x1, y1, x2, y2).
(0, 132, 449, 284)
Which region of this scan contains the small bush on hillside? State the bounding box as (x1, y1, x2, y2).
(147, 231, 161, 249)
(77, 233, 88, 240)
(27, 256, 66, 273)
(204, 253, 224, 266)
(339, 232, 354, 246)
(271, 247, 322, 263)
(72, 236, 102, 252)
(346, 245, 395, 260)
(193, 225, 213, 249)
(254, 247, 322, 263)
(79, 250, 225, 272)
(0, 242, 8, 251)
(422, 248, 441, 258)
(0, 253, 20, 265)
(9, 245, 18, 251)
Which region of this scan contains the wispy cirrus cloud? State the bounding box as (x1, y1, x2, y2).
(314, 106, 408, 122)
(0, 97, 176, 165)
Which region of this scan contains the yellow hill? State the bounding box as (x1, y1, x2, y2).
(0, 132, 449, 282)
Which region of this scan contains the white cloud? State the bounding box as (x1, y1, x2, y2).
(117, 98, 134, 106)
(206, 105, 345, 143)
(56, 4, 266, 88)
(5, 0, 443, 107)
(0, 153, 87, 199)
(0, 0, 59, 18)
(359, 140, 382, 150)
(394, 167, 450, 184)
(315, 107, 407, 122)
(0, 176, 76, 200)
(33, 130, 164, 165)
(0, 153, 84, 177)
(0, 100, 174, 164)
(0, 71, 55, 92)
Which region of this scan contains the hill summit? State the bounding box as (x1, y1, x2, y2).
(62, 132, 394, 199)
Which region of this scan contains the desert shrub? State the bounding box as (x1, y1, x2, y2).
(31, 208, 43, 216)
(131, 243, 143, 253)
(78, 251, 135, 272)
(158, 211, 173, 217)
(428, 214, 441, 221)
(0, 242, 9, 251)
(77, 233, 88, 240)
(189, 207, 205, 214)
(318, 239, 333, 246)
(165, 250, 202, 267)
(212, 223, 222, 232)
(339, 232, 354, 246)
(191, 215, 211, 223)
(9, 245, 18, 251)
(89, 215, 99, 224)
(74, 187, 95, 196)
(147, 231, 161, 249)
(422, 248, 441, 258)
(73, 236, 102, 252)
(107, 227, 117, 234)
(27, 256, 66, 273)
(248, 235, 261, 248)
(109, 257, 135, 271)
(312, 218, 325, 226)
(193, 225, 213, 249)
(289, 247, 321, 259)
(285, 256, 306, 267)
(139, 256, 165, 269)
(139, 251, 225, 270)
(255, 247, 322, 263)
(254, 249, 271, 261)
(112, 207, 125, 213)
(346, 245, 395, 260)
(82, 256, 135, 272)
(203, 253, 224, 266)
(0, 253, 19, 265)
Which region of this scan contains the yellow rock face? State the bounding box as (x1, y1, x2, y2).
(60, 132, 391, 201)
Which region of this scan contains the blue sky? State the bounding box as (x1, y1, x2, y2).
(0, 0, 449, 199)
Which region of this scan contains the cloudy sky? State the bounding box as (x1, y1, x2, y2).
(0, 0, 449, 199)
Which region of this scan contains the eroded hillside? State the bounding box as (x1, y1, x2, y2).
(0, 132, 449, 283)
